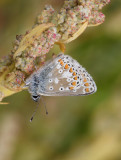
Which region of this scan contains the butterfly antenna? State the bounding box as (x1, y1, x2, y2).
(30, 102, 39, 122)
(40, 97, 48, 115)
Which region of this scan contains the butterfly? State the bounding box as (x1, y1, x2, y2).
(25, 53, 97, 102)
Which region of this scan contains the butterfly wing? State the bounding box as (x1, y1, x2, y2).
(35, 54, 97, 96)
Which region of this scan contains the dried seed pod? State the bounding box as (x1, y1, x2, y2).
(4, 69, 25, 91)
(88, 11, 105, 26)
(0, 55, 13, 76)
(13, 23, 54, 59)
(36, 5, 55, 24)
(14, 25, 61, 73)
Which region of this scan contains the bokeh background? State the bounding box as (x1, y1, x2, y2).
(0, 0, 121, 160)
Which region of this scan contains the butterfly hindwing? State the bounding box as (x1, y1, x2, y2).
(33, 54, 97, 96)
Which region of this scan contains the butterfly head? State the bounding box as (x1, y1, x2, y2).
(31, 95, 40, 102)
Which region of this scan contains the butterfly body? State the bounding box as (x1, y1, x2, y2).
(25, 54, 97, 101)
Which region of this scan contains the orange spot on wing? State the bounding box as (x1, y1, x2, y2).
(84, 83, 89, 86)
(69, 67, 73, 73)
(74, 76, 77, 80)
(85, 88, 90, 92)
(60, 61, 64, 66)
(83, 78, 87, 82)
(65, 64, 69, 69)
(73, 72, 76, 76)
(58, 59, 62, 62)
(69, 86, 74, 90)
(71, 81, 76, 86)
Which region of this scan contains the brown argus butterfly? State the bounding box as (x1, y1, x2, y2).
(25, 53, 97, 102)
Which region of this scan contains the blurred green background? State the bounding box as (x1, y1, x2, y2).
(0, 0, 121, 160)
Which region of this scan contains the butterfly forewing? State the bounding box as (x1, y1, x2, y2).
(35, 54, 97, 96)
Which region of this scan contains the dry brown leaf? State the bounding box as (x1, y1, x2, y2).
(59, 21, 88, 44)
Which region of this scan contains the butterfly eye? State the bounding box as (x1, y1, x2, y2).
(32, 95, 40, 102)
